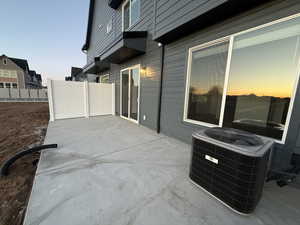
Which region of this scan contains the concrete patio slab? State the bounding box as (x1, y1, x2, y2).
(23, 116, 300, 225)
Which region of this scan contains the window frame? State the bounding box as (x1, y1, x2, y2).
(3, 59, 7, 65)
(183, 13, 300, 144)
(122, 0, 140, 31)
(120, 64, 141, 124)
(5, 83, 11, 88)
(183, 37, 232, 128)
(99, 74, 110, 83)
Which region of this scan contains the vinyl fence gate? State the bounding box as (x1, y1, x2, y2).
(47, 79, 115, 121)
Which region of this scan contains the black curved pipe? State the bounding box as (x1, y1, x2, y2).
(1, 144, 58, 176)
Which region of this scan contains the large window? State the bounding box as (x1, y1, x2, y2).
(184, 15, 300, 142)
(186, 40, 229, 126)
(122, 0, 140, 31)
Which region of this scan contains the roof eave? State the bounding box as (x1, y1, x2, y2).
(82, 0, 95, 52)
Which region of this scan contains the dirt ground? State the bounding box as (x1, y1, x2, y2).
(0, 102, 49, 225)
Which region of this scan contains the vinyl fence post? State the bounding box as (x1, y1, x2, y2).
(8, 87, 11, 99)
(112, 83, 115, 115)
(84, 81, 90, 118)
(47, 79, 55, 121)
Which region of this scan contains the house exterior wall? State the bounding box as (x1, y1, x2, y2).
(87, 0, 121, 63)
(85, 0, 300, 169)
(111, 0, 161, 131)
(153, 0, 227, 40)
(159, 0, 300, 168)
(0, 56, 26, 88)
(87, 0, 162, 131)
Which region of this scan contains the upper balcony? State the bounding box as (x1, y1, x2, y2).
(83, 0, 153, 66)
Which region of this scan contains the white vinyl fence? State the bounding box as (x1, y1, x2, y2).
(0, 88, 48, 102)
(47, 79, 115, 121)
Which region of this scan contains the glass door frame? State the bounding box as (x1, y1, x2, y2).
(120, 64, 141, 123)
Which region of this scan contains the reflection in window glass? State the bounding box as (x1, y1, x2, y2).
(223, 17, 300, 140)
(187, 41, 229, 125)
(123, 0, 140, 30)
(130, 0, 140, 26)
(122, 71, 129, 117)
(0, 83, 3, 88)
(5, 83, 11, 88)
(12, 83, 18, 88)
(123, 1, 130, 30)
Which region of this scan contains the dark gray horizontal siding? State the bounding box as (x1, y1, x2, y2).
(160, 1, 300, 167)
(114, 7, 122, 36)
(86, 0, 161, 132)
(87, 0, 116, 63)
(112, 0, 161, 131)
(87, 0, 154, 63)
(156, 0, 222, 23)
(107, 43, 161, 132)
(154, 0, 227, 39)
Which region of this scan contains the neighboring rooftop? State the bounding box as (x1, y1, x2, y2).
(1, 54, 43, 85)
(29, 70, 37, 77)
(71, 67, 83, 77)
(36, 74, 42, 81)
(8, 57, 30, 72)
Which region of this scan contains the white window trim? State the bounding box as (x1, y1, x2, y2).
(120, 64, 141, 124)
(122, 0, 130, 31)
(183, 13, 300, 144)
(122, 0, 140, 31)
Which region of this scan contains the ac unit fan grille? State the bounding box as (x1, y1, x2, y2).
(190, 138, 270, 214)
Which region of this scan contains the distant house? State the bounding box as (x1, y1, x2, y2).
(0, 54, 43, 89)
(66, 66, 108, 83)
(65, 67, 84, 81)
(28, 70, 42, 88)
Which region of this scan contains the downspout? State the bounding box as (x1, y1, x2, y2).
(157, 43, 165, 133)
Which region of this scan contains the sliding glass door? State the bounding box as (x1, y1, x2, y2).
(121, 70, 129, 118)
(120, 65, 140, 122)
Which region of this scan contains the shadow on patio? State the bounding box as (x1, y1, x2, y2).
(23, 116, 300, 225)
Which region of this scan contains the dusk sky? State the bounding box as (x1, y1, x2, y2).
(0, 0, 89, 84)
